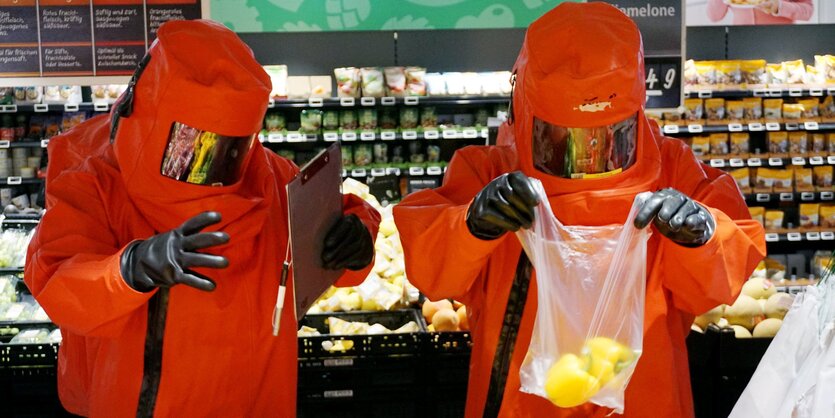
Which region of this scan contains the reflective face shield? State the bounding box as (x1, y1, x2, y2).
(532, 113, 638, 179)
(160, 122, 255, 186)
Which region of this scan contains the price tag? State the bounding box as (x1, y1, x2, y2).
(829, 156, 835, 165)
(822, 191, 834, 201)
(804, 121, 819, 130)
(821, 231, 835, 241)
(267, 99, 275, 108)
(809, 88, 824, 96)
(64, 103, 79, 112)
(33, 104, 48, 113)
(0, 140, 9, 148)
(792, 157, 806, 165)
(481, 128, 489, 138)
(687, 124, 704, 133)
(257, 134, 265, 143)
(709, 159, 726, 168)
(462, 128, 478, 139)
(380, 131, 396, 141)
(40, 139, 49, 148)
(324, 358, 354, 367)
(409, 167, 425, 176)
(768, 157, 784, 167)
(360, 97, 376, 106)
(729, 158, 745, 167)
(324, 390, 353, 399)
(779, 193, 794, 202)
(753, 89, 768, 97)
(402, 130, 418, 140)
(765, 233, 780, 242)
(341, 132, 357, 141)
(385, 167, 401, 176)
(785, 122, 800, 131)
(308, 97, 324, 107)
(828, 87, 835, 96)
(756, 193, 771, 203)
(0, 105, 16, 113)
(6, 176, 21, 185)
(427, 166, 443, 176)
(748, 123, 764, 132)
(286, 133, 303, 142)
(788, 88, 803, 97)
(351, 169, 367, 177)
(765, 122, 781, 131)
(747, 157, 762, 167)
(404, 96, 419, 105)
(767, 88, 782, 97)
(267, 133, 284, 143)
(787, 232, 802, 242)
(809, 156, 825, 165)
(424, 130, 439, 140)
(728, 123, 744, 132)
(800, 192, 815, 201)
(339, 97, 355, 107)
(381, 97, 396, 106)
(323, 133, 339, 142)
(342, 169, 347, 178)
(697, 90, 713, 98)
(663, 125, 680, 134)
(806, 232, 821, 241)
(370, 168, 386, 177)
(360, 131, 376, 141)
(442, 129, 458, 139)
(93, 103, 109, 112)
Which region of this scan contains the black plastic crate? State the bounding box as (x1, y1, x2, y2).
(424, 330, 472, 354)
(298, 355, 421, 392)
(298, 390, 420, 418)
(298, 309, 425, 358)
(1, 343, 59, 372)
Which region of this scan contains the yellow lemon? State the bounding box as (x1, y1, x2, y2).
(584, 337, 634, 366)
(544, 354, 601, 408)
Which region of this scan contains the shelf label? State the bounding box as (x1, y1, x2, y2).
(341, 132, 357, 141)
(308, 97, 324, 107)
(370, 168, 386, 177)
(93, 103, 109, 112)
(409, 167, 425, 176)
(765, 122, 781, 131)
(829, 156, 835, 165)
(267, 133, 284, 143)
(404, 96, 419, 105)
(810, 156, 825, 165)
(339, 97, 355, 107)
(767, 88, 783, 97)
(402, 130, 418, 140)
(426, 166, 443, 176)
(64, 103, 79, 112)
(709, 159, 726, 168)
(748, 123, 764, 132)
(663, 125, 680, 134)
(787, 232, 802, 242)
(806, 232, 821, 241)
(768, 157, 784, 167)
(828, 87, 835, 96)
(33, 104, 48, 113)
(788, 88, 803, 97)
(6, 177, 21, 185)
(728, 123, 744, 132)
(821, 231, 835, 241)
(40, 139, 49, 148)
(360, 97, 376, 106)
(286, 133, 303, 142)
(697, 90, 713, 98)
(792, 157, 806, 166)
(442, 129, 459, 139)
(765, 233, 779, 242)
(0, 140, 9, 149)
(306, 134, 319, 142)
(323, 133, 339, 142)
(481, 128, 489, 138)
(729, 158, 744, 167)
(755, 193, 771, 203)
(424, 130, 439, 139)
(753, 89, 768, 97)
(324, 390, 353, 399)
(0, 105, 17, 113)
(381, 97, 396, 106)
(809, 88, 824, 96)
(687, 124, 704, 133)
(323, 359, 354, 367)
(462, 128, 478, 139)
(380, 131, 396, 141)
(800, 192, 815, 201)
(351, 169, 367, 177)
(822, 192, 834, 201)
(747, 157, 762, 167)
(385, 167, 401, 176)
(779, 193, 794, 202)
(804, 121, 820, 131)
(360, 131, 376, 141)
(785, 122, 800, 131)
(267, 99, 275, 108)
(342, 169, 347, 178)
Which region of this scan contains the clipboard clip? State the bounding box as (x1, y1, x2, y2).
(300, 152, 330, 185)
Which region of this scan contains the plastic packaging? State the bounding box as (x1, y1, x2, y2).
(384, 67, 406, 97)
(299, 109, 322, 134)
(516, 179, 650, 413)
(420, 107, 438, 128)
(322, 111, 339, 131)
(400, 108, 419, 129)
(731, 133, 750, 155)
(705, 99, 726, 123)
(359, 109, 378, 130)
(710, 133, 729, 155)
(683, 99, 704, 122)
(405, 67, 427, 96)
(361, 67, 385, 98)
(768, 132, 789, 154)
(340, 110, 358, 131)
(690, 136, 710, 156)
(743, 97, 763, 123)
(763, 99, 783, 121)
(335, 67, 361, 98)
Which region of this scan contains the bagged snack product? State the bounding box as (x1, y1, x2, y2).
(731, 133, 750, 155)
(425, 73, 446, 96)
(748, 207, 765, 227)
(354, 144, 373, 167)
(358, 109, 378, 130)
(727, 101, 744, 122)
(811, 134, 825, 153)
(804, 65, 821, 85)
(717, 61, 742, 89)
(690, 136, 710, 156)
(684, 60, 698, 88)
(782, 103, 803, 121)
(798, 98, 820, 121)
(406, 67, 427, 96)
(794, 167, 814, 191)
(409, 142, 425, 163)
(696, 61, 716, 86)
(299, 109, 322, 134)
(462, 72, 482, 96)
(741, 59, 767, 87)
(399, 107, 419, 129)
(815, 55, 835, 84)
(766, 63, 785, 87)
(772, 169, 793, 192)
(820, 96, 834, 122)
(341, 146, 353, 167)
(427, 145, 441, 163)
(765, 210, 784, 230)
(334, 67, 361, 98)
(683, 99, 704, 122)
(743, 97, 763, 123)
(361, 67, 385, 98)
(754, 168, 776, 190)
(830, 133, 835, 153)
(782, 60, 806, 85)
(820, 205, 835, 228)
(705, 98, 726, 123)
(384, 67, 406, 97)
(322, 111, 339, 131)
(391, 145, 405, 163)
(264, 112, 286, 132)
(663, 112, 682, 125)
(789, 132, 808, 154)
(43, 85, 82, 104)
(263, 65, 288, 99)
(730, 167, 751, 191)
(799, 204, 820, 228)
(309, 76, 332, 98)
(374, 143, 388, 164)
(421, 107, 438, 128)
(814, 166, 833, 189)
(763, 99, 783, 121)
(768, 131, 788, 153)
(379, 108, 398, 130)
(710, 133, 729, 155)
(340, 110, 358, 131)
(475, 108, 490, 127)
(444, 72, 465, 95)
(480, 72, 503, 95)
(14, 87, 42, 105)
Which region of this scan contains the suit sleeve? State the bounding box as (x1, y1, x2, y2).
(24, 171, 154, 338)
(393, 147, 513, 302)
(659, 140, 766, 315)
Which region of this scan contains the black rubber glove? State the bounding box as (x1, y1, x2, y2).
(466, 171, 540, 241)
(120, 211, 230, 292)
(634, 188, 716, 247)
(322, 214, 374, 271)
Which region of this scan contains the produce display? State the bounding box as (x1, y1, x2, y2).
(421, 299, 469, 332)
(684, 56, 835, 90)
(668, 96, 835, 126)
(0, 229, 34, 268)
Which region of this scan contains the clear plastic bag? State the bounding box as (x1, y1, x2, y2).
(516, 179, 651, 413)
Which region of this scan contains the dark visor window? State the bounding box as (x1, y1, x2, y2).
(160, 122, 254, 186)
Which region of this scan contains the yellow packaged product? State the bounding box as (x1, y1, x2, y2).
(789, 132, 808, 154)
(821, 205, 835, 228)
(768, 131, 788, 154)
(798, 98, 820, 121)
(748, 207, 765, 227)
(741, 59, 767, 87)
(772, 169, 793, 192)
(696, 61, 716, 86)
(763, 99, 783, 121)
(729, 167, 751, 191)
(684, 98, 704, 122)
(684, 59, 698, 88)
(814, 166, 833, 189)
(794, 167, 814, 191)
(727, 100, 744, 122)
(782, 60, 806, 85)
(782, 103, 803, 121)
(829, 133, 835, 153)
(743, 97, 763, 123)
(705, 98, 726, 123)
(765, 210, 784, 231)
(710, 133, 729, 155)
(754, 168, 776, 190)
(767, 63, 785, 86)
(821, 96, 834, 122)
(799, 204, 820, 228)
(691, 136, 710, 156)
(730, 133, 750, 155)
(811, 134, 825, 153)
(663, 112, 682, 124)
(716, 61, 742, 89)
(804, 65, 821, 85)
(814, 55, 835, 84)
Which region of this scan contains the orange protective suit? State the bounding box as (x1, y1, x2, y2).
(24, 21, 379, 417)
(393, 3, 766, 418)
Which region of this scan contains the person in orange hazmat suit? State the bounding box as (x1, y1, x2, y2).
(393, 3, 766, 418)
(24, 20, 380, 417)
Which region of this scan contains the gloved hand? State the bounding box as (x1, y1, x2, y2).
(120, 211, 230, 292)
(634, 188, 716, 247)
(322, 214, 374, 270)
(466, 171, 540, 241)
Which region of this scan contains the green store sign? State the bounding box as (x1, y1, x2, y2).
(211, 0, 581, 33)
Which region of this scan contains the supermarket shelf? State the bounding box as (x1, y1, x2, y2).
(266, 95, 508, 110)
(0, 103, 112, 114)
(259, 128, 490, 144)
(341, 165, 447, 178)
(764, 230, 834, 243)
(745, 191, 834, 205)
(0, 177, 42, 186)
(0, 140, 49, 149)
(0, 267, 23, 275)
(684, 87, 835, 99)
(662, 122, 835, 136)
(699, 155, 835, 168)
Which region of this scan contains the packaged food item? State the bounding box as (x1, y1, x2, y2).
(0, 116, 13, 141)
(804, 65, 821, 85)
(748, 207, 765, 227)
(384, 67, 406, 97)
(811, 134, 826, 153)
(684, 59, 698, 87)
(475, 108, 490, 127)
(340, 110, 358, 131)
(768, 132, 788, 153)
(765, 210, 784, 230)
(425, 73, 446, 96)
(830, 134, 835, 153)
(731, 133, 750, 155)
(13, 87, 42, 104)
(766, 63, 786, 87)
(789, 132, 808, 154)
(799, 204, 820, 228)
(690, 136, 710, 156)
(299, 109, 322, 134)
(462, 72, 482, 96)
(683, 98, 704, 122)
(379, 108, 398, 130)
(480, 72, 502, 95)
(409, 142, 425, 163)
(341, 146, 353, 167)
(696, 61, 716, 86)
(400, 107, 419, 129)
(391, 145, 405, 163)
(264, 112, 286, 132)
(0, 88, 13, 105)
(322, 111, 339, 131)
(763, 99, 783, 121)
(309, 76, 332, 98)
(14, 115, 27, 140)
(286, 76, 311, 99)
(705, 98, 726, 123)
(710, 133, 729, 155)
(358, 109, 378, 130)
(782, 60, 806, 84)
(730, 167, 751, 191)
(663, 112, 682, 125)
(443, 72, 465, 95)
(405, 67, 427, 96)
(427, 145, 441, 163)
(334, 67, 361, 98)
(421, 107, 438, 128)
(360, 67, 385, 98)
(754, 168, 776, 190)
(772, 169, 793, 192)
(45, 116, 60, 138)
(782, 103, 803, 121)
(373, 143, 388, 164)
(820, 205, 835, 228)
(354, 144, 373, 166)
(794, 167, 814, 191)
(43, 85, 82, 104)
(814, 166, 833, 189)
(263, 65, 288, 99)
(814, 55, 835, 84)
(717, 61, 742, 89)
(820, 96, 834, 122)
(743, 97, 763, 123)
(741, 60, 767, 87)
(727, 101, 744, 122)
(798, 98, 820, 121)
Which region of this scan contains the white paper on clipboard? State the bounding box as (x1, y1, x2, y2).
(287, 143, 343, 320)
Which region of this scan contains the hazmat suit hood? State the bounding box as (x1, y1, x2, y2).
(504, 1, 663, 221)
